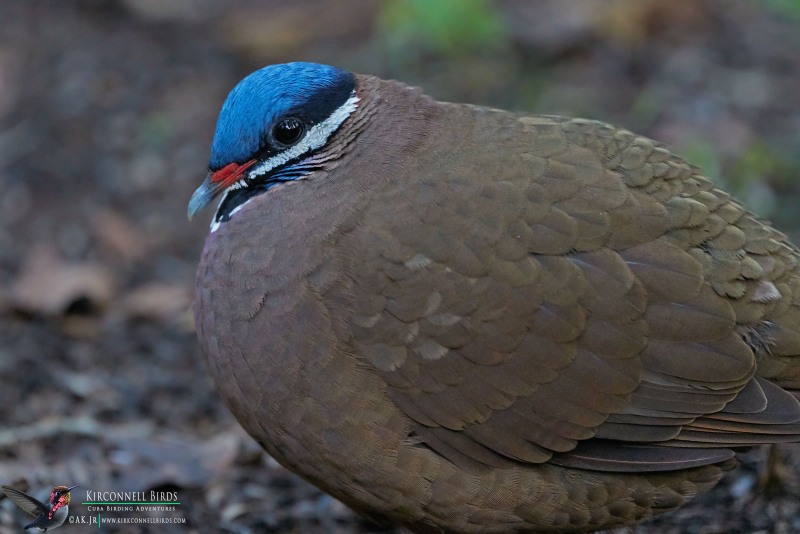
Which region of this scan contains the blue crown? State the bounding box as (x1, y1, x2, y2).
(208, 62, 355, 170)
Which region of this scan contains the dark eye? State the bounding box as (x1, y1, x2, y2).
(272, 117, 304, 146)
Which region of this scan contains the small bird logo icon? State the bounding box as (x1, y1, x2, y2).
(1, 484, 78, 532)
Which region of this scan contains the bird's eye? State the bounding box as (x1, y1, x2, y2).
(272, 117, 304, 146)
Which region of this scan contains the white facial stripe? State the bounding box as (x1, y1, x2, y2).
(210, 191, 229, 233)
(210, 91, 359, 233)
(210, 194, 257, 233)
(247, 92, 360, 180)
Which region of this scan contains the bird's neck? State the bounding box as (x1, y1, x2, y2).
(340, 74, 444, 175)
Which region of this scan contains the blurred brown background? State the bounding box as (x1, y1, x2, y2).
(1, 1, 800, 532)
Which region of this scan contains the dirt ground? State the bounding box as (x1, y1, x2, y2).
(1, 1, 800, 532)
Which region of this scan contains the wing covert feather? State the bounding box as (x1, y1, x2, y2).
(346, 115, 800, 470)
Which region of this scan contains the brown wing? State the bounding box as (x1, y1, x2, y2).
(347, 113, 800, 472)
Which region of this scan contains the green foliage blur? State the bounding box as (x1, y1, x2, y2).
(766, 0, 800, 19)
(379, 0, 506, 58)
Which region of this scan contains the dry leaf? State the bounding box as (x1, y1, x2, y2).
(8, 244, 115, 315)
(92, 209, 149, 262)
(112, 431, 242, 490)
(118, 282, 192, 322)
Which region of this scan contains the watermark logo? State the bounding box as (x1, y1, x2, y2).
(74, 489, 186, 528)
(1, 484, 187, 529)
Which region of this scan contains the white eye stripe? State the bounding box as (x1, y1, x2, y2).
(211, 91, 359, 233)
(246, 92, 360, 180)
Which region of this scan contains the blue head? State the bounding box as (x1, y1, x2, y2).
(188, 62, 357, 224)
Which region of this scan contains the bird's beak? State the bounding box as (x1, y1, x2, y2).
(187, 172, 217, 221)
(188, 159, 258, 221)
(65, 485, 79, 492)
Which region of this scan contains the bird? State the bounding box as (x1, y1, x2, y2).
(189, 62, 800, 533)
(1, 485, 78, 532)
